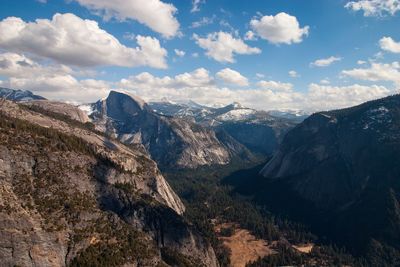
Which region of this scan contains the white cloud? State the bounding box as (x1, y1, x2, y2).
(73, 0, 180, 38)
(216, 68, 249, 86)
(118, 72, 302, 110)
(191, 16, 214, 28)
(193, 31, 261, 63)
(244, 31, 257, 41)
(320, 79, 330, 85)
(1, 54, 393, 112)
(256, 73, 265, 79)
(307, 83, 390, 110)
(372, 51, 385, 61)
(118, 70, 391, 112)
(250, 12, 309, 44)
(379, 37, 400, 53)
(311, 56, 342, 67)
(192, 53, 199, 58)
(174, 49, 186, 57)
(0, 14, 168, 68)
(174, 68, 214, 87)
(357, 60, 367, 65)
(342, 61, 400, 85)
(0, 52, 72, 78)
(191, 0, 206, 13)
(257, 80, 293, 91)
(119, 68, 214, 90)
(345, 0, 400, 17)
(0, 52, 110, 102)
(289, 70, 299, 78)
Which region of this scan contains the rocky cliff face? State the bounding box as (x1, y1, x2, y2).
(260, 94, 400, 255)
(0, 100, 218, 267)
(90, 91, 254, 169)
(22, 100, 91, 123)
(149, 100, 298, 156)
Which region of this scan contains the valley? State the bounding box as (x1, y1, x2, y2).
(1, 88, 400, 266)
(1, 1, 399, 266)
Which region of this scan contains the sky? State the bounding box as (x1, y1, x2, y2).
(0, 0, 399, 112)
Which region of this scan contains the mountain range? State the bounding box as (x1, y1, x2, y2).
(149, 99, 301, 156)
(0, 87, 45, 102)
(3, 87, 400, 266)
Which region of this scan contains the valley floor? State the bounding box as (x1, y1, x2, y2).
(164, 163, 364, 267)
(214, 222, 276, 267)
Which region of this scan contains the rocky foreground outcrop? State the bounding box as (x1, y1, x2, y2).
(0, 100, 218, 267)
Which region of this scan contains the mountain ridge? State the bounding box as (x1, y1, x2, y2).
(257, 93, 400, 260)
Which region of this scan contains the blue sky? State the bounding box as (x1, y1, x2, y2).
(0, 0, 399, 111)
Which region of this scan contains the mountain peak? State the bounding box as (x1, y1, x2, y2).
(232, 101, 244, 109)
(107, 90, 147, 110)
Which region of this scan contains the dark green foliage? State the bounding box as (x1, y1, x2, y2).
(247, 244, 361, 267)
(70, 221, 156, 267)
(220, 226, 234, 237)
(164, 162, 317, 266)
(161, 247, 205, 267)
(19, 104, 103, 135)
(247, 245, 306, 267)
(114, 182, 136, 194)
(0, 111, 96, 156)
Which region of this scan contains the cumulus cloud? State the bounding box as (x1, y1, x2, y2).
(118, 72, 302, 110)
(257, 80, 293, 91)
(0, 13, 168, 68)
(289, 70, 299, 78)
(174, 49, 186, 57)
(342, 61, 400, 85)
(193, 31, 261, 63)
(216, 68, 249, 86)
(119, 68, 214, 90)
(0, 52, 110, 102)
(0, 53, 393, 112)
(307, 83, 390, 110)
(0, 52, 72, 78)
(380, 37, 400, 53)
(311, 56, 342, 67)
(117, 70, 391, 112)
(345, 0, 400, 17)
(250, 13, 309, 44)
(73, 0, 180, 38)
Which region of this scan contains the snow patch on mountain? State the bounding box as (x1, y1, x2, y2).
(216, 108, 256, 121)
(78, 104, 94, 115)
